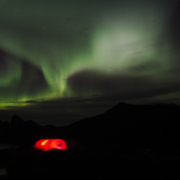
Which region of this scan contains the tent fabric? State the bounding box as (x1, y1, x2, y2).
(34, 139, 67, 151)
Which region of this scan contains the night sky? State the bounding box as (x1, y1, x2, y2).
(0, 0, 180, 126)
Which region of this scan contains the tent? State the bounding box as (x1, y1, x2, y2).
(34, 139, 67, 151)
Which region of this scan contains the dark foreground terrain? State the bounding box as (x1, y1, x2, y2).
(1, 145, 180, 179)
(1, 102, 180, 179)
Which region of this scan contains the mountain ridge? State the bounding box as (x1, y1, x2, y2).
(1, 102, 180, 149)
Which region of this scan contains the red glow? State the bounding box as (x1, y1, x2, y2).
(34, 139, 67, 151)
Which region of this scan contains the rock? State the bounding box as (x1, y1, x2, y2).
(11, 115, 25, 127)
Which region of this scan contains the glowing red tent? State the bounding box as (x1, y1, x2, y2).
(34, 139, 67, 151)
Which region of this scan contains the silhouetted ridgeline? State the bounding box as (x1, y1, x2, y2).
(0, 102, 180, 149)
(68, 103, 180, 147)
(1, 103, 180, 179)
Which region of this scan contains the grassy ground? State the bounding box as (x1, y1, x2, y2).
(0, 145, 180, 179)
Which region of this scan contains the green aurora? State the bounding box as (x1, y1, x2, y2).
(0, 0, 180, 111)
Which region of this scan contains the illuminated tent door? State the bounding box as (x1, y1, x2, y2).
(34, 139, 67, 151)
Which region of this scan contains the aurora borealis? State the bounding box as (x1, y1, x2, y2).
(0, 0, 180, 125)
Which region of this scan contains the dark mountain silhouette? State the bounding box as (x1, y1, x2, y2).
(66, 102, 180, 149)
(0, 102, 180, 149)
(0, 115, 42, 145)
(11, 114, 41, 129)
(1, 102, 180, 179)
(0, 120, 10, 143)
(11, 115, 25, 127)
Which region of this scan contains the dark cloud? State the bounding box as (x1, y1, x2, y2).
(0, 48, 48, 98)
(67, 68, 180, 105)
(128, 62, 161, 72)
(67, 69, 153, 94)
